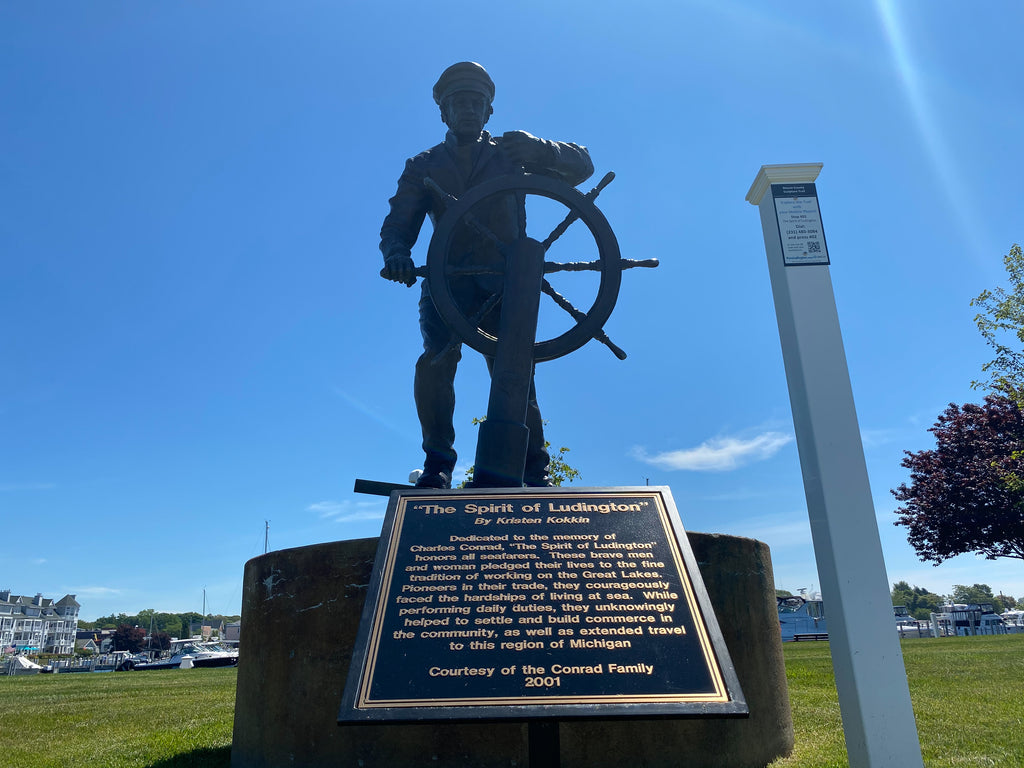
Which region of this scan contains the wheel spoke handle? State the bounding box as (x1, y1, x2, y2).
(544, 257, 660, 274)
(417, 255, 653, 281)
(541, 279, 627, 360)
(541, 172, 616, 251)
(621, 257, 660, 270)
(411, 264, 504, 280)
(446, 265, 505, 277)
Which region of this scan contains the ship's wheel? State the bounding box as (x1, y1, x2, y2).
(422, 172, 657, 363)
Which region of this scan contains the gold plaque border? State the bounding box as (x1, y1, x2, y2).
(355, 490, 731, 709)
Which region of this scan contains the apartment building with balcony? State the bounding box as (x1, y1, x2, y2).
(0, 590, 80, 654)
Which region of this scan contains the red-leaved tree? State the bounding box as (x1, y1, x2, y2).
(892, 395, 1024, 563)
(112, 624, 147, 653)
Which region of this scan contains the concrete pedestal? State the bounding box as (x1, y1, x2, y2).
(231, 532, 793, 768)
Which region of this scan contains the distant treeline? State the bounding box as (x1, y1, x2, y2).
(79, 610, 241, 638)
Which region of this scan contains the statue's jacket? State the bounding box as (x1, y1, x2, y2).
(380, 130, 593, 299)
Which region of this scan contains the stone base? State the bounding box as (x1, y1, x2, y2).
(231, 533, 793, 768)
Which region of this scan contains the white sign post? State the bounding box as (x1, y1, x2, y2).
(747, 164, 923, 767)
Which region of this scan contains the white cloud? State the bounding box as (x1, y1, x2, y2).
(308, 499, 386, 524)
(308, 501, 345, 517)
(735, 519, 813, 548)
(632, 432, 792, 471)
(860, 428, 901, 449)
(332, 388, 413, 439)
(705, 509, 813, 548)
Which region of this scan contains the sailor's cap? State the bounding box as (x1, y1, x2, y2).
(433, 62, 495, 105)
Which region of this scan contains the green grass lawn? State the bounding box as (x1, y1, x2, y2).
(0, 667, 236, 768)
(2, 635, 1022, 767)
(771, 634, 1024, 767)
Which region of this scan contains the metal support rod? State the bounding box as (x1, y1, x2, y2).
(468, 237, 546, 487)
(353, 478, 413, 497)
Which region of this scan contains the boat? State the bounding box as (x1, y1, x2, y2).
(186, 641, 239, 668)
(777, 594, 826, 641)
(892, 605, 933, 637)
(780, 595, 1019, 641)
(928, 603, 1008, 637)
(5, 655, 44, 676)
(779, 595, 928, 641)
(1000, 610, 1024, 633)
(131, 639, 238, 670)
(131, 590, 239, 669)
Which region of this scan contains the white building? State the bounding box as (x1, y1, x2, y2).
(0, 590, 80, 654)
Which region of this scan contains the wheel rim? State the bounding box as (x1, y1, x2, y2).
(426, 173, 621, 362)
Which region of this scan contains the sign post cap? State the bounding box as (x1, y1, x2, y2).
(746, 163, 823, 206)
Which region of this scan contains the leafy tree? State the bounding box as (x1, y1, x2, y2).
(775, 589, 793, 598)
(548, 444, 582, 486)
(136, 610, 181, 635)
(953, 583, 994, 603)
(892, 584, 910, 610)
(892, 396, 1024, 563)
(111, 624, 146, 653)
(971, 244, 1024, 403)
(891, 581, 944, 621)
(154, 612, 180, 634)
(892, 580, 918, 597)
(951, 584, 1006, 613)
(94, 612, 131, 630)
(80, 610, 239, 639)
(179, 612, 202, 639)
(149, 631, 172, 651)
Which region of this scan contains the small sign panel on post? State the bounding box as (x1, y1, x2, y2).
(339, 487, 745, 722)
(772, 183, 829, 266)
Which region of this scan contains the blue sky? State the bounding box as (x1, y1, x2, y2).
(3, 2, 1022, 621)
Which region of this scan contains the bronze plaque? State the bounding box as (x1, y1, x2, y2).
(339, 486, 746, 721)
